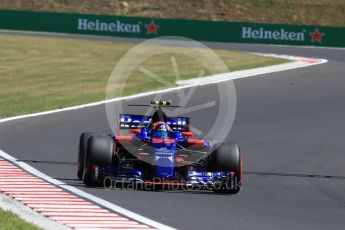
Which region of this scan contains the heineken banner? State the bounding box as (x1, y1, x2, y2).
(0, 10, 344, 47)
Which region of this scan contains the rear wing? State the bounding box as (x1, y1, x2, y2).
(119, 114, 190, 132)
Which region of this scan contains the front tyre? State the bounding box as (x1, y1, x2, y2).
(208, 142, 242, 194)
(83, 135, 114, 186)
(78, 132, 99, 180)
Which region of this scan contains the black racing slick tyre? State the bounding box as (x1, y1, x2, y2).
(208, 142, 242, 194)
(78, 132, 98, 180)
(83, 135, 114, 186)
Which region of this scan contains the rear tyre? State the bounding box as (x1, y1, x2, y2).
(78, 132, 99, 180)
(83, 135, 114, 186)
(208, 142, 242, 194)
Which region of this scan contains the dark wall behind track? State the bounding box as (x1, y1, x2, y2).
(0, 10, 344, 47)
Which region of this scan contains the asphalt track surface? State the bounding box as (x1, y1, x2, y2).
(1, 33, 345, 230)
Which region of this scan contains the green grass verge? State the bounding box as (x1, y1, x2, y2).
(0, 34, 289, 117)
(0, 209, 41, 230)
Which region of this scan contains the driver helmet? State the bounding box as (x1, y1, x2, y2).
(151, 121, 170, 138)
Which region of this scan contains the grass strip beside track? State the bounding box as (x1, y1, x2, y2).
(0, 208, 41, 230)
(0, 34, 289, 117)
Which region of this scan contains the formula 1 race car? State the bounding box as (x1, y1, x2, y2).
(77, 100, 242, 194)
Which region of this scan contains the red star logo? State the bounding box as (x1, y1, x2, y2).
(309, 28, 325, 43)
(145, 20, 160, 35)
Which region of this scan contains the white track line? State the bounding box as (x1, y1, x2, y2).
(176, 55, 327, 85)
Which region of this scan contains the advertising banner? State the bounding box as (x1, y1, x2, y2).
(0, 10, 344, 47)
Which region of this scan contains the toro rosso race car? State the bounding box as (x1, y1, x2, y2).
(77, 100, 242, 194)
